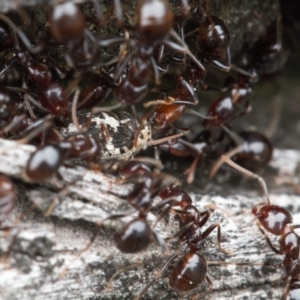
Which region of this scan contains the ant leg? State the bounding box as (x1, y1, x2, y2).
(143, 96, 176, 108)
(99, 36, 127, 48)
(194, 275, 213, 300)
(202, 223, 232, 254)
(0, 14, 42, 53)
(150, 56, 161, 85)
(71, 89, 82, 130)
(147, 130, 190, 146)
(23, 93, 49, 112)
(60, 211, 134, 277)
(168, 29, 206, 71)
(209, 126, 270, 203)
(134, 253, 180, 300)
(186, 108, 215, 119)
(216, 154, 270, 204)
(24, 95, 37, 119)
(198, 210, 211, 227)
(209, 125, 245, 178)
(0, 56, 16, 76)
(16, 115, 53, 144)
(93, 0, 104, 24)
(0, 114, 26, 136)
(184, 155, 200, 184)
(152, 228, 169, 254)
(210, 60, 230, 72)
(158, 44, 165, 62)
(168, 220, 194, 241)
(106, 262, 142, 290)
(114, 0, 123, 26)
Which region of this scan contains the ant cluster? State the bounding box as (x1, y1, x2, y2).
(0, 0, 297, 299)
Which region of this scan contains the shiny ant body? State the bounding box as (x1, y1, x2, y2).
(100, 0, 204, 105)
(48, 2, 99, 69)
(135, 187, 235, 299)
(203, 74, 253, 128)
(252, 202, 300, 300)
(158, 126, 273, 184)
(109, 160, 174, 253)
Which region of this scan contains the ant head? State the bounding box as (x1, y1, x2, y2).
(252, 203, 293, 236)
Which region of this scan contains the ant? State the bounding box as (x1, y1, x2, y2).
(252, 201, 300, 300)
(202, 74, 253, 128)
(208, 140, 299, 300)
(246, 18, 289, 77)
(104, 160, 176, 253)
(135, 187, 272, 299)
(99, 0, 205, 105)
(144, 72, 210, 131)
(48, 1, 99, 70)
(59, 159, 180, 277)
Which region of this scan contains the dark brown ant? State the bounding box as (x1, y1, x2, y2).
(0, 15, 53, 88)
(197, 15, 231, 71)
(209, 128, 273, 179)
(247, 19, 289, 76)
(25, 133, 102, 182)
(60, 160, 176, 276)
(212, 149, 299, 300)
(100, 0, 204, 104)
(110, 160, 172, 253)
(226, 130, 273, 171)
(158, 126, 273, 184)
(135, 187, 245, 299)
(202, 75, 253, 128)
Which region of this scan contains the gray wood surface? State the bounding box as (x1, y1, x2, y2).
(0, 138, 299, 300)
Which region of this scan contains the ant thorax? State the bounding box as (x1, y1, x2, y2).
(61, 111, 152, 161)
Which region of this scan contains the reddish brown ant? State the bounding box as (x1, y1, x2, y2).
(252, 202, 300, 300)
(211, 149, 300, 300)
(135, 187, 273, 300)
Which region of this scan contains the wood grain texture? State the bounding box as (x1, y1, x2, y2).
(0, 138, 299, 300)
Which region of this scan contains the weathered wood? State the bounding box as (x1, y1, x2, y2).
(0, 138, 299, 300)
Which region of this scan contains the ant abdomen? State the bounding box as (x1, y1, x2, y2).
(48, 2, 86, 42)
(25, 144, 64, 181)
(169, 250, 207, 292)
(230, 131, 273, 170)
(114, 217, 153, 253)
(39, 82, 68, 116)
(137, 0, 174, 44)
